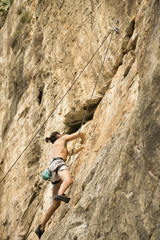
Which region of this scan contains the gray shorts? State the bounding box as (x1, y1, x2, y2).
(49, 157, 68, 185)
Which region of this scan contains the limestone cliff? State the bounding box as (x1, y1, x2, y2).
(0, 0, 159, 240)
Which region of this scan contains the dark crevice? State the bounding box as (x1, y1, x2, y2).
(65, 98, 101, 134)
(82, 98, 101, 111)
(67, 123, 82, 134)
(114, 19, 136, 75)
(38, 88, 43, 104)
(126, 19, 135, 38)
(28, 192, 37, 207)
(66, 109, 95, 134)
(66, 111, 95, 134)
(2, 94, 25, 140)
(123, 65, 131, 78)
(2, 50, 30, 140)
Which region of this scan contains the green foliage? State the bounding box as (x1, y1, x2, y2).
(17, 6, 23, 15)
(20, 11, 31, 24)
(10, 9, 32, 49)
(0, 0, 13, 12)
(10, 29, 21, 48)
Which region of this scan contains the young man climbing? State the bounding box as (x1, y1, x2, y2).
(35, 130, 85, 239)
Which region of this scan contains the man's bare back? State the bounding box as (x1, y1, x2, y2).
(51, 136, 68, 161)
(51, 132, 85, 161)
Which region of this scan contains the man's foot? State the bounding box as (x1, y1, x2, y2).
(54, 193, 70, 203)
(35, 225, 44, 239)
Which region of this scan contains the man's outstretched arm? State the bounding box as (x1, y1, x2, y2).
(63, 131, 85, 143)
(68, 145, 84, 156)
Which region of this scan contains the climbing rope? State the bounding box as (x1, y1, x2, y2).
(67, 29, 116, 162)
(0, 28, 119, 184)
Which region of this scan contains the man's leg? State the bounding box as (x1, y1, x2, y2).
(57, 169, 73, 195)
(40, 181, 61, 231)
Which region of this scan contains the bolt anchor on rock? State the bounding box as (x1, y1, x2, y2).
(114, 27, 119, 34)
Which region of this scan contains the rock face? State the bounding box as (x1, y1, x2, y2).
(0, 0, 159, 239)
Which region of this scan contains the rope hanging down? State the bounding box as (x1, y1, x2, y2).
(68, 30, 115, 162)
(0, 28, 119, 184)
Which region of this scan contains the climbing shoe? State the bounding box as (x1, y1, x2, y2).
(35, 225, 44, 239)
(54, 193, 70, 203)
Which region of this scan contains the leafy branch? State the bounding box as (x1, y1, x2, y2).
(0, 0, 14, 12)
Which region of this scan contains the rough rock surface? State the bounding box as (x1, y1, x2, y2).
(0, 0, 160, 240)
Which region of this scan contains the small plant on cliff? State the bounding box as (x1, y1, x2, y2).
(0, 0, 13, 12)
(20, 11, 32, 24)
(17, 6, 23, 15)
(10, 9, 32, 49)
(10, 29, 21, 48)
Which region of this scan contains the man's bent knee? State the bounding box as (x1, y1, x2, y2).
(53, 200, 61, 208)
(65, 178, 73, 186)
(69, 178, 73, 185)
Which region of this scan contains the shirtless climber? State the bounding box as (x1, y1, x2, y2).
(35, 130, 85, 239)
